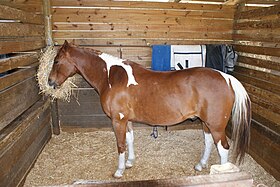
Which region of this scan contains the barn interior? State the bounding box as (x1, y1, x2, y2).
(0, 0, 279, 186)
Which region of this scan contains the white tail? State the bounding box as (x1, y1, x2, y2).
(219, 72, 251, 163)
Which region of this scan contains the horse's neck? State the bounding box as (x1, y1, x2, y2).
(74, 49, 109, 94)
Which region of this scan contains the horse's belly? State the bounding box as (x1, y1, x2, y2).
(132, 99, 196, 126)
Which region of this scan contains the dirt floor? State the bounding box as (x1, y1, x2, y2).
(24, 129, 279, 186)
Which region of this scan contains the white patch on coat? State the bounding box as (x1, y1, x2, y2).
(126, 131, 135, 168)
(217, 140, 229, 164)
(119, 113, 124, 120)
(195, 132, 213, 171)
(114, 152, 125, 178)
(99, 53, 138, 87)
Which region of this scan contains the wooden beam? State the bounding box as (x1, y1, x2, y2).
(0, 38, 45, 55)
(62, 172, 253, 187)
(0, 53, 39, 74)
(0, 5, 43, 24)
(0, 77, 41, 131)
(0, 99, 51, 187)
(225, 0, 245, 5)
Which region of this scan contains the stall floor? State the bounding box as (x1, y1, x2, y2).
(24, 129, 279, 186)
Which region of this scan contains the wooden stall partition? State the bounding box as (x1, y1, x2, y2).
(232, 3, 280, 180)
(50, 0, 236, 131)
(0, 1, 52, 186)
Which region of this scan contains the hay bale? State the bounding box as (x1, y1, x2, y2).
(37, 46, 76, 101)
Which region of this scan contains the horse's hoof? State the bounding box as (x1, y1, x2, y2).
(113, 169, 124, 178)
(125, 159, 134, 169)
(194, 163, 203, 171)
(194, 162, 207, 171)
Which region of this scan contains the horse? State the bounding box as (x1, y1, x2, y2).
(48, 41, 251, 178)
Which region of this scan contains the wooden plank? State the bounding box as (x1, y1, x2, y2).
(0, 99, 50, 153)
(232, 34, 280, 43)
(250, 94, 280, 123)
(252, 112, 280, 135)
(51, 0, 235, 12)
(251, 102, 280, 128)
(0, 38, 45, 55)
(0, 77, 41, 131)
(52, 12, 233, 25)
(0, 0, 43, 13)
(7, 124, 51, 187)
(234, 44, 280, 57)
(249, 121, 280, 181)
(0, 65, 38, 91)
(54, 38, 233, 47)
(0, 5, 43, 24)
(58, 88, 111, 129)
(0, 101, 51, 186)
(52, 8, 234, 20)
(53, 172, 252, 187)
(246, 0, 280, 5)
(237, 55, 280, 72)
(0, 23, 44, 37)
(53, 22, 233, 33)
(52, 30, 232, 41)
(0, 53, 39, 74)
(232, 71, 279, 95)
(234, 65, 280, 85)
(235, 5, 280, 20)
(232, 30, 280, 43)
(0, 99, 51, 187)
(234, 18, 280, 30)
(242, 82, 280, 110)
(59, 115, 111, 129)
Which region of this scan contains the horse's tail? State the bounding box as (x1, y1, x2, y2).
(228, 75, 251, 164)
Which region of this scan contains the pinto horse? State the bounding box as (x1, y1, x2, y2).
(48, 41, 251, 178)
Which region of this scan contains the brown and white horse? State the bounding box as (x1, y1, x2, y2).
(48, 41, 251, 178)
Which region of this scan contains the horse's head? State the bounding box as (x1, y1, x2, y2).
(48, 40, 78, 88)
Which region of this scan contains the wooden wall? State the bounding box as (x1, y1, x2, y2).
(232, 4, 280, 180)
(50, 0, 235, 130)
(0, 1, 51, 186)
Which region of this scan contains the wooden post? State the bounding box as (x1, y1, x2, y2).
(43, 0, 53, 46)
(51, 99, 60, 135)
(43, 0, 59, 134)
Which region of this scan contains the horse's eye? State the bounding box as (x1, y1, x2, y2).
(54, 60, 58, 64)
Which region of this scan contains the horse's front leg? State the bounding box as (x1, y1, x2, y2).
(125, 121, 135, 169)
(112, 118, 127, 178)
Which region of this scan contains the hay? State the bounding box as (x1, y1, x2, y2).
(24, 129, 280, 187)
(37, 46, 76, 101)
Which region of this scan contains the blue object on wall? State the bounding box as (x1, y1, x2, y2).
(151, 45, 171, 71)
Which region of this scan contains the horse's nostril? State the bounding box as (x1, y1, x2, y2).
(48, 78, 56, 88)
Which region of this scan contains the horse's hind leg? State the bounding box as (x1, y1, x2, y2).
(125, 121, 135, 168)
(211, 130, 229, 164)
(195, 122, 214, 171)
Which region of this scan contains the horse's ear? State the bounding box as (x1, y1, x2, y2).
(63, 40, 69, 47)
(60, 40, 70, 52)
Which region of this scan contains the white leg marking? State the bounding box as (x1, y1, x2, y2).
(126, 131, 135, 168)
(114, 153, 125, 178)
(195, 132, 214, 171)
(119, 113, 124, 120)
(99, 53, 138, 87)
(217, 140, 229, 164)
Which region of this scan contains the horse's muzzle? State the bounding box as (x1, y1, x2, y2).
(48, 78, 57, 88)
